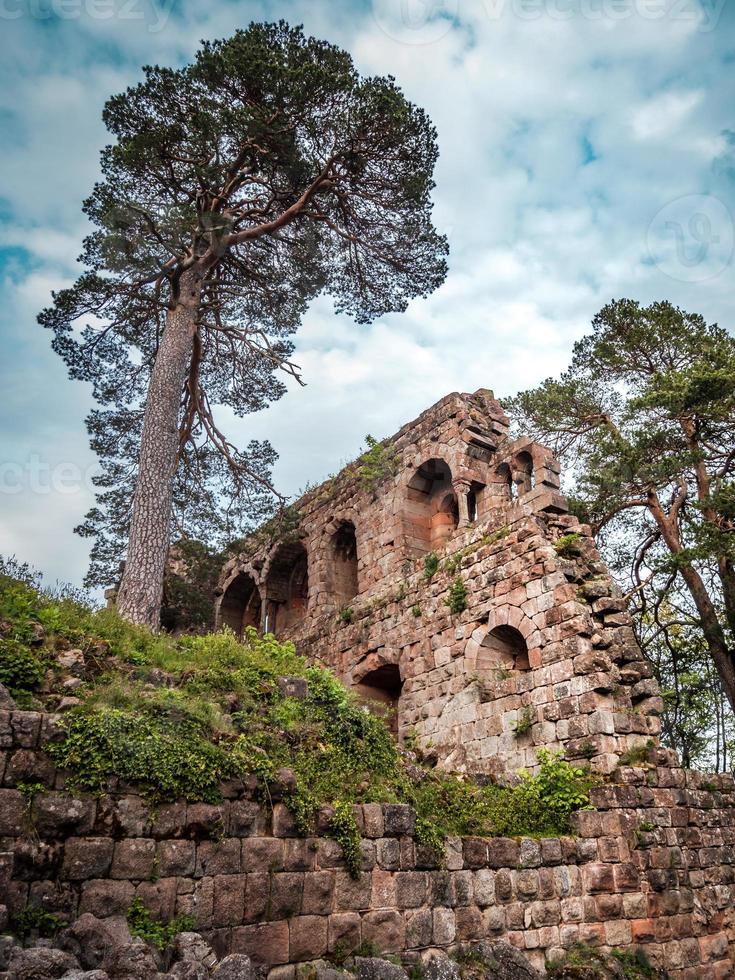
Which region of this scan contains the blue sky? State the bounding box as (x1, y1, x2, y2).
(1, 0, 734, 588)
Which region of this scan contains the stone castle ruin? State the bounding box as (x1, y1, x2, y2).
(4, 390, 735, 978)
(216, 389, 662, 777)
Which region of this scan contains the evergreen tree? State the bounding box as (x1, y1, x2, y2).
(40, 22, 448, 628)
(504, 299, 735, 713)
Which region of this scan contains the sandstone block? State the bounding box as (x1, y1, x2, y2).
(289, 915, 328, 961)
(328, 912, 361, 953)
(110, 838, 155, 879)
(232, 921, 290, 965)
(302, 871, 335, 915)
(62, 837, 114, 880)
(362, 909, 405, 953)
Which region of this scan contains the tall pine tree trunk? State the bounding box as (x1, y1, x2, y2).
(116, 270, 201, 629)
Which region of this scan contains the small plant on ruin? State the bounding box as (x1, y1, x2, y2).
(357, 435, 401, 493)
(127, 898, 194, 952)
(11, 906, 66, 940)
(411, 604, 422, 617)
(338, 607, 354, 624)
(619, 740, 654, 766)
(446, 577, 468, 615)
(554, 532, 583, 559)
(423, 552, 439, 580)
(494, 665, 512, 681)
(513, 706, 535, 737)
(548, 942, 657, 979)
(443, 551, 464, 575)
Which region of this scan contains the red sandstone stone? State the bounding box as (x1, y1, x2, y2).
(289, 915, 328, 961)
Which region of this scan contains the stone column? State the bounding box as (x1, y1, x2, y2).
(453, 480, 472, 527)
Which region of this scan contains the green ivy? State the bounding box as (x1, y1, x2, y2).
(329, 801, 362, 878)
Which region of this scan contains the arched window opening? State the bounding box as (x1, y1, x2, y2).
(515, 451, 534, 495)
(331, 520, 359, 605)
(477, 625, 530, 672)
(497, 463, 515, 502)
(264, 542, 309, 636)
(219, 573, 262, 637)
(404, 458, 458, 557)
(354, 664, 403, 734)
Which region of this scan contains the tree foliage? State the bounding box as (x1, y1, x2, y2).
(503, 298, 735, 718)
(39, 21, 448, 614)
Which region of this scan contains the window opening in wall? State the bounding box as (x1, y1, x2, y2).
(477, 624, 530, 672)
(404, 458, 458, 557)
(218, 573, 262, 636)
(264, 542, 309, 636)
(354, 664, 403, 734)
(515, 451, 534, 495)
(331, 520, 359, 605)
(497, 463, 515, 501)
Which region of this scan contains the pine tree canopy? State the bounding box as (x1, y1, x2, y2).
(38, 21, 448, 592)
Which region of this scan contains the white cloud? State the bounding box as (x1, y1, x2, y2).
(0, 0, 733, 586)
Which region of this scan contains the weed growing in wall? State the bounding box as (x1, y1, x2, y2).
(554, 532, 583, 559)
(446, 577, 468, 614)
(423, 552, 439, 580)
(356, 435, 400, 493)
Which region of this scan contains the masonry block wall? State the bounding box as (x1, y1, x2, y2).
(1, 710, 735, 978)
(217, 390, 661, 776)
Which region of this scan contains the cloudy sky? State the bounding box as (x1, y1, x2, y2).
(1, 0, 733, 588)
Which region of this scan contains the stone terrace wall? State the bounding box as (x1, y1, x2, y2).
(2, 710, 735, 978)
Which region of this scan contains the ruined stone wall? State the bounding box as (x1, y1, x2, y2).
(217, 390, 660, 776)
(2, 709, 735, 978)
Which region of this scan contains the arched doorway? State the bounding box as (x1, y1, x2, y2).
(264, 542, 309, 635)
(219, 573, 262, 636)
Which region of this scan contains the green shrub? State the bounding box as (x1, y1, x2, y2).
(11, 905, 66, 939)
(127, 898, 194, 951)
(0, 639, 48, 696)
(338, 607, 354, 624)
(357, 436, 400, 492)
(445, 577, 468, 615)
